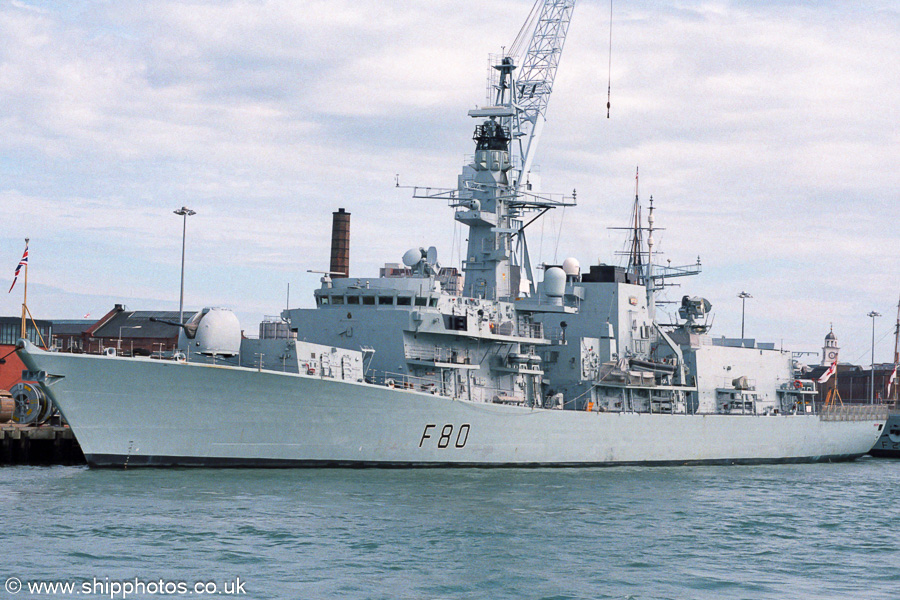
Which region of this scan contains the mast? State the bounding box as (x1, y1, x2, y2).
(623, 168, 658, 318)
(21, 238, 28, 340)
(627, 167, 643, 283)
(646, 194, 656, 319)
(413, 0, 578, 301)
(610, 173, 703, 320)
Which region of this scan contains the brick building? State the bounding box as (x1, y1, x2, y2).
(0, 316, 52, 391)
(81, 304, 196, 356)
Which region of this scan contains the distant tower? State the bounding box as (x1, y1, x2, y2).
(822, 326, 840, 366)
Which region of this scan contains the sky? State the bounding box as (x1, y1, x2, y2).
(1, 0, 898, 367)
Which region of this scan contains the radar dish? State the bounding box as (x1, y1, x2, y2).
(426, 246, 438, 265)
(402, 248, 422, 267)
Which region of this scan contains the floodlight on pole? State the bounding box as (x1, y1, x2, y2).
(868, 311, 881, 404)
(738, 291, 752, 340)
(174, 207, 196, 325)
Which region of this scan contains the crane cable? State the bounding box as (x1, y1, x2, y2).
(607, 0, 613, 118)
(510, 0, 542, 58)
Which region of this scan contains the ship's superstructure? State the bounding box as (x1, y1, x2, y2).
(16, 0, 887, 467)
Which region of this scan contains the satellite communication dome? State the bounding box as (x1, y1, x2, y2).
(543, 267, 566, 297)
(402, 248, 423, 267)
(562, 257, 580, 276)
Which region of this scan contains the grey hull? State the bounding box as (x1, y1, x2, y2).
(20, 345, 885, 468)
(84, 453, 868, 469)
(869, 413, 900, 458)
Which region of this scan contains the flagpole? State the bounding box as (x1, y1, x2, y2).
(831, 366, 839, 407)
(21, 237, 29, 340)
(819, 359, 839, 406)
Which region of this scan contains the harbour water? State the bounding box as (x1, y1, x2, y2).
(3, 460, 898, 600)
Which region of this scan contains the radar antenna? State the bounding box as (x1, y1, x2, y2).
(408, 1, 578, 301)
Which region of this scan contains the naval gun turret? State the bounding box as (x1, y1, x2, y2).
(152, 307, 242, 357)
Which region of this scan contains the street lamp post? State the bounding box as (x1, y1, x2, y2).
(174, 207, 196, 325)
(738, 291, 752, 340)
(868, 311, 881, 404)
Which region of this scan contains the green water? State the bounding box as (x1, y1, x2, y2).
(2, 459, 899, 599)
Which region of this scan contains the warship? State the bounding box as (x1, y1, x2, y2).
(871, 415, 900, 457)
(17, 0, 886, 467)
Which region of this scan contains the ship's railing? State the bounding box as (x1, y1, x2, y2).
(817, 404, 889, 421)
(404, 346, 470, 364)
(779, 379, 817, 393)
(715, 377, 758, 391)
(370, 370, 447, 396)
(517, 320, 544, 340)
(542, 327, 566, 344)
(471, 386, 526, 405)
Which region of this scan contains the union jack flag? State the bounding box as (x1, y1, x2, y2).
(8, 242, 28, 293)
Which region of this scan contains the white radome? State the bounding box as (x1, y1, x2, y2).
(562, 257, 580, 276)
(544, 266, 567, 297)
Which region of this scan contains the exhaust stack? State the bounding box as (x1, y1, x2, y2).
(330, 208, 350, 278)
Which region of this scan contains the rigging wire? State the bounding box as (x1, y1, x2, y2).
(553, 206, 567, 263)
(847, 328, 894, 366)
(510, 0, 543, 58)
(538, 213, 546, 269)
(450, 214, 459, 270)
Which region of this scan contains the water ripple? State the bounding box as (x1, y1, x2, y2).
(2, 462, 900, 599)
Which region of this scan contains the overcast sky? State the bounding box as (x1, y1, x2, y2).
(1, 0, 898, 366)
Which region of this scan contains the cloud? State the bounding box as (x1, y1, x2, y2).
(0, 0, 898, 363)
